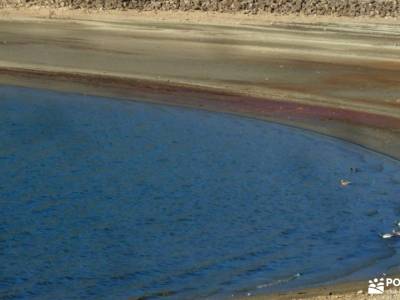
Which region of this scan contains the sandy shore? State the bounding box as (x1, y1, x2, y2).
(0, 8, 400, 299)
(249, 288, 400, 299)
(0, 8, 400, 159)
(243, 278, 400, 299)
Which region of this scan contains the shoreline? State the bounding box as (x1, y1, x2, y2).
(1, 65, 400, 161)
(0, 9, 400, 299)
(241, 278, 400, 299)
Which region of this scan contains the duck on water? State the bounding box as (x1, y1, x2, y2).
(381, 222, 400, 239)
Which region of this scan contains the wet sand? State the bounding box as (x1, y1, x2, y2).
(245, 279, 400, 299)
(0, 9, 400, 299)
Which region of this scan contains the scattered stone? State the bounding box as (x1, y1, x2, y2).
(2, 0, 400, 16)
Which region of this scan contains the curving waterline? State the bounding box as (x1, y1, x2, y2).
(1, 85, 400, 299)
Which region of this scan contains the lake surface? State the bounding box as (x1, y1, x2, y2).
(1, 85, 400, 299)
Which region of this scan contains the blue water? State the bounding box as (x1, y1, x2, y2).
(1, 86, 400, 300)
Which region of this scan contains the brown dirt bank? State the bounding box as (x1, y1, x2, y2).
(1, 12, 399, 115)
(0, 13, 399, 159)
(2, 66, 399, 128)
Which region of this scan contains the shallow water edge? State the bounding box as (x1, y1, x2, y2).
(0, 67, 400, 162)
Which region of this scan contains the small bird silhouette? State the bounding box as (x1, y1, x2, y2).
(340, 179, 351, 187)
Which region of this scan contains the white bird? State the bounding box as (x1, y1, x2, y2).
(340, 179, 351, 187)
(382, 233, 394, 239)
(381, 230, 400, 239)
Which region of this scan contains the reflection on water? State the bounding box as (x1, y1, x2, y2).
(1, 86, 400, 299)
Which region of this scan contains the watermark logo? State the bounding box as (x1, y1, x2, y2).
(368, 277, 400, 295)
(368, 278, 385, 295)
